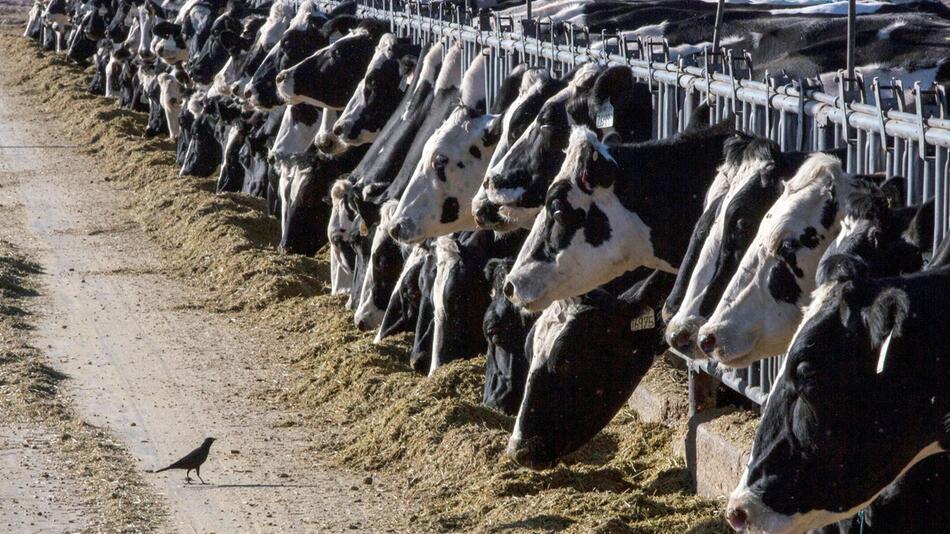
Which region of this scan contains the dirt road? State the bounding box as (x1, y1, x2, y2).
(0, 72, 403, 533)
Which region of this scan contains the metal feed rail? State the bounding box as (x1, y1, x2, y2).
(319, 0, 950, 407)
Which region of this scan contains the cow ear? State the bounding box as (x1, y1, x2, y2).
(584, 145, 618, 189)
(864, 287, 909, 354)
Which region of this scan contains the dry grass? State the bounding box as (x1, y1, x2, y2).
(1, 32, 730, 532)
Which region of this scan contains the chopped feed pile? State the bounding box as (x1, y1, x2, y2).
(1, 32, 729, 532)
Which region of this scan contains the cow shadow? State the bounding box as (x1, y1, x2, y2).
(489, 514, 574, 532)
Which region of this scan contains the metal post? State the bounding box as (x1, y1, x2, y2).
(712, 0, 725, 53)
(526, 0, 531, 21)
(847, 0, 856, 79)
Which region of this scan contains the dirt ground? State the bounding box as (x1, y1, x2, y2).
(0, 43, 408, 533)
(0, 29, 730, 533)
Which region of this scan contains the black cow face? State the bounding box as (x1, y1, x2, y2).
(482, 258, 536, 416)
(276, 22, 386, 109)
(187, 13, 246, 85)
(376, 244, 429, 343)
(507, 271, 671, 469)
(727, 276, 950, 533)
(180, 99, 222, 177)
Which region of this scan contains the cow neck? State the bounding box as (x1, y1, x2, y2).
(610, 129, 732, 268)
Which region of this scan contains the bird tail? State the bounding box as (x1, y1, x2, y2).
(150, 466, 170, 473)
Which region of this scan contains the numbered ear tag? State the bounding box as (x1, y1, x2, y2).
(596, 99, 615, 129)
(630, 306, 655, 332)
(399, 76, 409, 92)
(359, 221, 369, 237)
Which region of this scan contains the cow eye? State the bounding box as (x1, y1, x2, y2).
(736, 218, 748, 230)
(432, 154, 448, 168)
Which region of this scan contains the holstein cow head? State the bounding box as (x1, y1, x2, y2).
(354, 200, 409, 331)
(506, 269, 674, 469)
(474, 63, 601, 231)
(388, 105, 499, 243)
(725, 270, 950, 533)
(186, 8, 247, 85)
(697, 154, 855, 367)
(157, 69, 186, 140)
(474, 64, 652, 232)
(328, 178, 359, 295)
(505, 120, 732, 311)
(664, 136, 811, 357)
(332, 34, 420, 147)
(211, 0, 294, 98)
(245, 5, 354, 110)
(275, 19, 389, 109)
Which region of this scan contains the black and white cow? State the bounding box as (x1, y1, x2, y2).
(725, 266, 950, 533)
(375, 243, 431, 342)
(275, 18, 389, 109)
(472, 63, 652, 232)
(506, 268, 675, 469)
(185, 3, 257, 86)
(429, 229, 527, 375)
(504, 117, 734, 312)
(663, 135, 817, 357)
(388, 53, 498, 243)
(353, 200, 410, 330)
(696, 155, 870, 367)
(361, 41, 463, 212)
(332, 34, 420, 148)
(245, 6, 359, 111)
(210, 0, 295, 99)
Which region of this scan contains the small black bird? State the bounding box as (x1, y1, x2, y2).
(151, 437, 216, 484)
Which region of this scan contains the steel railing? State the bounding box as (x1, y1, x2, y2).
(317, 0, 949, 405)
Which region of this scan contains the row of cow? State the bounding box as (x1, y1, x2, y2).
(25, 0, 948, 532)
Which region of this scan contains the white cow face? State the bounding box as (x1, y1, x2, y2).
(504, 128, 661, 312)
(328, 179, 358, 295)
(697, 153, 846, 367)
(387, 106, 499, 244)
(157, 72, 184, 140)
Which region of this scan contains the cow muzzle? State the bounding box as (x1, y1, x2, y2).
(505, 435, 556, 471)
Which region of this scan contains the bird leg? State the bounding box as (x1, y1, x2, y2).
(196, 466, 207, 485)
(185, 469, 193, 483)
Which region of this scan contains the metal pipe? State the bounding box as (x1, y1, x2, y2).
(847, 0, 856, 79)
(712, 0, 726, 53)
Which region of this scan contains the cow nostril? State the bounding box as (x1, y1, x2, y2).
(331, 235, 343, 246)
(726, 507, 748, 532)
(671, 330, 693, 352)
(275, 71, 286, 84)
(332, 123, 344, 137)
(503, 281, 514, 300)
(699, 333, 717, 355)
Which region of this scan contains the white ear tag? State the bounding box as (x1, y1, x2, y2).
(399, 75, 409, 92)
(592, 150, 599, 161)
(876, 330, 894, 374)
(630, 307, 655, 332)
(596, 98, 615, 129)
